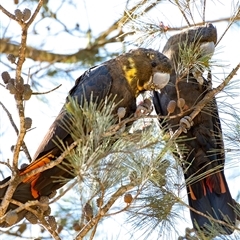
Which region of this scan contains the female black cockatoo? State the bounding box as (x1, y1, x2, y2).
(0, 48, 172, 227)
(153, 24, 236, 235)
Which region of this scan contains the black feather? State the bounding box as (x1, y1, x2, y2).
(153, 24, 236, 235)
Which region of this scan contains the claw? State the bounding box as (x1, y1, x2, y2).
(180, 116, 193, 133)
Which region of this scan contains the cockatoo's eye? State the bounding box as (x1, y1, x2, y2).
(151, 61, 157, 67)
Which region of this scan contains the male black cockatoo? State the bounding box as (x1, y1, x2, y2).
(153, 24, 236, 235)
(0, 48, 172, 227)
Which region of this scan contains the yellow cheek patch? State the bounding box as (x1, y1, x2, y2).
(122, 57, 138, 86)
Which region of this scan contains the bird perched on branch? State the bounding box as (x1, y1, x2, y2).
(153, 24, 236, 235)
(0, 48, 172, 227)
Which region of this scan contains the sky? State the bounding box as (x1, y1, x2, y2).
(0, 0, 240, 239)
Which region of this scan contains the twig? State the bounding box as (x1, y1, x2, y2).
(49, 179, 77, 204)
(202, 0, 206, 23)
(25, 0, 44, 28)
(1, 187, 60, 239)
(12, 0, 44, 167)
(10, 199, 45, 214)
(0, 102, 19, 136)
(0, 161, 12, 171)
(75, 180, 141, 239)
(0, 172, 20, 217)
(0, 5, 16, 20)
(23, 205, 61, 240)
(105, 182, 145, 217)
(32, 84, 62, 95)
(19, 140, 79, 183)
(0, 199, 40, 224)
(37, 216, 61, 240)
(86, 178, 106, 239)
(0, 101, 32, 162)
(188, 63, 239, 119)
(174, 0, 191, 26)
(0, 139, 77, 226)
(186, 1, 195, 25)
(89, 222, 98, 240)
(1, 1, 45, 217)
(216, 5, 240, 46)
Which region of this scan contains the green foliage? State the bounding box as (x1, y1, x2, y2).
(47, 95, 183, 238)
(126, 183, 179, 240)
(178, 38, 213, 76)
(62, 95, 117, 171)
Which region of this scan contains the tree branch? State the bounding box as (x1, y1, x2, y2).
(75, 180, 141, 239)
(32, 84, 62, 95)
(13, 0, 44, 168)
(0, 5, 16, 20)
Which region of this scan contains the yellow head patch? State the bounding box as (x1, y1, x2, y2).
(122, 57, 138, 86)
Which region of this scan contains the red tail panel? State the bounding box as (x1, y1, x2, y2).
(19, 153, 54, 198)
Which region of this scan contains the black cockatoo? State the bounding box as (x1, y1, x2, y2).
(153, 24, 236, 234)
(0, 48, 172, 227)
